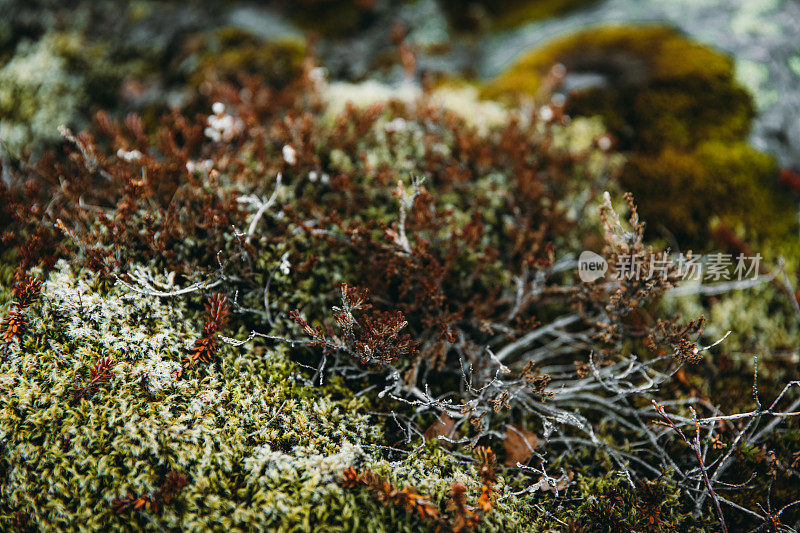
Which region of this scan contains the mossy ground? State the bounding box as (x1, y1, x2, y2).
(0, 79, 735, 531)
(1, 5, 799, 532)
(0, 262, 721, 531)
(0, 263, 526, 531)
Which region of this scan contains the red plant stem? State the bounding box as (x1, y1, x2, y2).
(653, 400, 728, 533)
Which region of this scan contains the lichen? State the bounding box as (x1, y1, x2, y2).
(0, 34, 84, 153)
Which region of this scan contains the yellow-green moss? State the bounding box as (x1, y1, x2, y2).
(0, 31, 136, 154)
(484, 25, 796, 248)
(485, 25, 736, 93)
(621, 141, 795, 245)
(484, 25, 754, 151)
(188, 27, 306, 89)
(441, 0, 600, 32)
(0, 34, 84, 153)
(0, 262, 531, 531)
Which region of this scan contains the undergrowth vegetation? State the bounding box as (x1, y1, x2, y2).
(1, 55, 799, 532)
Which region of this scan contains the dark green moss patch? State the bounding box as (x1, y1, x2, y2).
(184, 27, 306, 89)
(485, 25, 796, 248)
(622, 141, 795, 245)
(441, 0, 601, 32)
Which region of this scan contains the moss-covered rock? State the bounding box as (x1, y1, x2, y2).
(621, 141, 795, 245)
(483, 25, 754, 152)
(440, 0, 601, 32)
(484, 25, 797, 248)
(183, 27, 306, 90)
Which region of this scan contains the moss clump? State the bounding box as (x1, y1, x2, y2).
(484, 25, 753, 152)
(0, 34, 85, 154)
(484, 25, 796, 248)
(186, 27, 306, 90)
(0, 30, 136, 155)
(440, 0, 600, 32)
(621, 141, 795, 244)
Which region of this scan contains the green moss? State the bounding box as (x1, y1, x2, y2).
(187, 27, 306, 90)
(485, 25, 735, 91)
(621, 141, 795, 245)
(0, 30, 136, 154)
(663, 283, 800, 365)
(484, 25, 753, 151)
(484, 25, 796, 248)
(441, 0, 601, 32)
(0, 262, 532, 531)
(0, 34, 85, 154)
(570, 76, 752, 153)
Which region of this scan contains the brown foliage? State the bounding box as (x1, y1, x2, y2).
(183, 293, 230, 371)
(503, 425, 539, 467)
(1, 270, 43, 342)
(645, 316, 705, 364)
(112, 471, 189, 515)
(291, 283, 419, 367)
(71, 357, 116, 401)
(424, 413, 457, 442)
(341, 466, 442, 525)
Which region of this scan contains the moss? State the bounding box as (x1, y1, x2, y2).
(186, 27, 306, 90)
(0, 34, 85, 154)
(484, 25, 735, 91)
(486, 466, 718, 531)
(566, 474, 713, 532)
(440, 0, 601, 32)
(0, 262, 532, 531)
(483, 25, 796, 248)
(0, 30, 136, 155)
(484, 25, 753, 152)
(621, 141, 795, 245)
(570, 75, 752, 154)
(663, 282, 800, 364)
